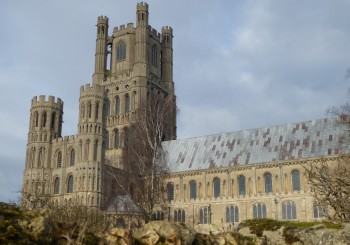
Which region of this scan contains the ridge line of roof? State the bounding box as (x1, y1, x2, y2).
(164, 117, 337, 143)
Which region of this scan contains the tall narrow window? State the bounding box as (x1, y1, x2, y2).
(226, 205, 239, 223)
(93, 141, 98, 161)
(34, 111, 39, 127)
(114, 129, 119, 148)
(313, 202, 325, 219)
(292, 170, 301, 191)
(105, 99, 110, 117)
(264, 173, 273, 193)
(80, 103, 85, 120)
(199, 207, 208, 224)
(167, 183, 174, 201)
(42, 112, 47, 128)
(174, 209, 185, 223)
(151, 45, 158, 67)
(189, 180, 197, 199)
(253, 203, 267, 218)
(117, 42, 126, 61)
(123, 128, 128, 147)
(105, 131, 110, 149)
(213, 177, 221, 198)
(51, 112, 56, 130)
(70, 149, 75, 166)
(95, 102, 99, 120)
(30, 148, 36, 168)
(54, 177, 60, 194)
(115, 96, 120, 115)
(67, 175, 74, 193)
(57, 151, 62, 168)
(87, 102, 92, 118)
(282, 201, 297, 220)
(38, 148, 44, 167)
(85, 140, 90, 160)
(238, 175, 246, 196)
(125, 94, 130, 113)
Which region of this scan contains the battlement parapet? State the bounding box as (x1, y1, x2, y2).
(113, 23, 135, 34)
(80, 83, 103, 96)
(31, 95, 63, 108)
(162, 26, 173, 34)
(137, 2, 148, 11)
(97, 16, 109, 24)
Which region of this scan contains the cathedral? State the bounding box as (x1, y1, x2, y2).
(22, 3, 346, 226)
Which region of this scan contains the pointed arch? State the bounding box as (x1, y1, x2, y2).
(67, 175, 74, 193)
(42, 112, 47, 128)
(125, 94, 130, 113)
(70, 149, 76, 166)
(117, 41, 126, 61)
(54, 177, 60, 194)
(213, 177, 221, 198)
(115, 96, 120, 115)
(264, 172, 273, 193)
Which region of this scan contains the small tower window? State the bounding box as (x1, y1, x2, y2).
(151, 45, 158, 67)
(87, 102, 92, 118)
(51, 112, 56, 130)
(57, 151, 62, 168)
(115, 96, 120, 115)
(70, 149, 75, 166)
(95, 102, 99, 120)
(114, 129, 119, 148)
(34, 111, 39, 128)
(125, 94, 130, 113)
(42, 112, 47, 128)
(117, 42, 126, 61)
(93, 140, 98, 161)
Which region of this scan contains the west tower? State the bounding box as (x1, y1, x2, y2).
(22, 2, 176, 209)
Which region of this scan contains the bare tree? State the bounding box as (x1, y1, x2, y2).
(108, 95, 174, 223)
(304, 155, 350, 221)
(48, 204, 108, 244)
(305, 88, 350, 221)
(21, 179, 52, 209)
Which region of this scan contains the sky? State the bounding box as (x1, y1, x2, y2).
(1, 0, 350, 202)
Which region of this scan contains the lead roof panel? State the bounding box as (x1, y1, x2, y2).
(162, 118, 348, 173)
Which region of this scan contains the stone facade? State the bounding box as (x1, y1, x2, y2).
(22, 2, 346, 228)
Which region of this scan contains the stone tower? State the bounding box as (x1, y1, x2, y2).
(22, 2, 176, 209)
(23, 96, 63, 208)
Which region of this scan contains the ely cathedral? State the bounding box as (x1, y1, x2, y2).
(22, 3, 347, 226)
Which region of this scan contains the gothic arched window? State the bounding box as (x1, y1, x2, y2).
(67, 175, 74, 193)
(125, 94, 130, 113)
(151, 45, 158, 67)
(57, 151, 62, 168)
(213, 177, 220, 198)
(115, 96, 120, 115)
(152, 211, 164, 221)
(114, 129, 119, 148)
(87, 101, 92, 118)
(93, 141, 98, 161)
(313, 202, 325, 219)
(167, 183, 174, 201)
(174, 209, 185, 223)
(189, 180, 197, 199)
(95, 102, 99, 120)
(54, 177, 60, 194)
(51, 112, 56, 130)
(226, 205, 239, 223)
(282, 200, 297, 220)
(105, 99, 110, 117)
(105, 131, 110, 149)
(264, 173, 273, 193)
(34, 111, 39, 128)
(38, 147, 44, 167)
(253, 203, 267, 219)
(117, 42, 126, 61)
(42, 112, 47, 128)
(70, 149, 75, 166)
(238, 175, 246, 196)
(292, 170, 301, 191)
(199, 207, 209, 224)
